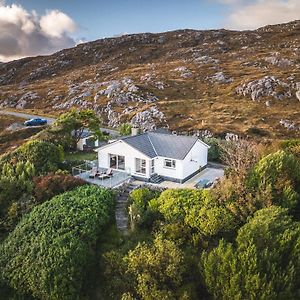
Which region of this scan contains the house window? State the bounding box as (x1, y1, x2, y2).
(109, 154, 125, 170)
(135, 158, 146, 174)
(164, 159, 176, 169)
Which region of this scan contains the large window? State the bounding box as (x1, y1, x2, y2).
(135, 158, 146, 174)
(164, 159, 176, 169)
(109, 154, 125, 170)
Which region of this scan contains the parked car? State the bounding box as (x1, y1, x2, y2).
(24, 118, 47, 126)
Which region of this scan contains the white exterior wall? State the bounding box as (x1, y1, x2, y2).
(98, 141, 151, 178)
(77, 136, 99, 151)
(181, 140, 208, 180)
(153, 157, 184, 180)
(97, 139, 209, 182)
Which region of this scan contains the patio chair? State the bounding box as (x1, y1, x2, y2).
(98, 168, 113, 180)
(89, 167, 98, 178)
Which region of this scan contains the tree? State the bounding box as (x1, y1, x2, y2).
(201, 207, 300, 300)
(125, 234, 186, 299)
(202, 137, 222, 162)
(15, 140, 63, 175)
(0, 161, 35, 216)
(119, 123, 132, 136)
(220, 140, 261, 179)
(0, 185, 115, 300)
(53, 109, 104, 149)
(154, 189, 237, 237)
(248, 150, 300, 210)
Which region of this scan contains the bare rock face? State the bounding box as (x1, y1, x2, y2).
(236, 76, 292, 101)
(279, 119, 299, 131)
(265, 56, 293, 67)
(296, 91, 300, 102)
(209, 72, 233, 84)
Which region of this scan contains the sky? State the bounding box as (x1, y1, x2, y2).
(0, 0, 300, 61)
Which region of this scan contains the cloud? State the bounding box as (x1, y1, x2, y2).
(0, 3, 77, 62)
(222, 0, 300, 30)
(40, 10, 76, 38)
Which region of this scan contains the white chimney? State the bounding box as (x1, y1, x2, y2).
(131, 125, 139, 136)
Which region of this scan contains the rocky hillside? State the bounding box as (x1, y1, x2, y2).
(0, 20, 299, 138)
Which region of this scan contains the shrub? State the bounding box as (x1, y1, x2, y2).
(119, 123, 132, 136)
(155, 189, 237, 237)
(125, 234, 186, 299)
(201, 207, 300, 300)
(0, 161, 35, 215)
(128, 188, 161, 230)
(203, 137, 222, 162)
(0, 185, 115, 300)
(248, 150, 300, 209)
(33, 173, 86, 203)
(16, 140, 64, 175)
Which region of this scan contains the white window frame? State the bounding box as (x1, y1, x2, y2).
(109, 154, 125, 170)
(164, 159, 176, 169)
(135, 158, 146, 175)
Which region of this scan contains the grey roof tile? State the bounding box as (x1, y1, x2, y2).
(122, 132, 206, 160)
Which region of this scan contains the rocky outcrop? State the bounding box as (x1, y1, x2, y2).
(236, 76, 292, 101)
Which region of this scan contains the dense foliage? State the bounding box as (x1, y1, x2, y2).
(201, 207, 300, 300)
(1, 132, 300, 300)
(249, 150, 300, 209)
(119, 123, 132, 136)
(51, 109, 104, 149)
(33, 172, 86, 203)
(0, 140, 63, 175)
(0, 185, 115, 300)
(153, 189, 237, 237)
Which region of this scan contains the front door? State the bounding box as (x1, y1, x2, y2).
(150, 159, 155, 174)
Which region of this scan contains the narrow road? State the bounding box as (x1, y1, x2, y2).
(0, 109, 120, 136)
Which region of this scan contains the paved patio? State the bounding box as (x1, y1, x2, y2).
(74, 166, 131, 189)
(132, 166, 224, 189)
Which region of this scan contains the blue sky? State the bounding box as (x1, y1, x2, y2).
(5, 0, 230, 40)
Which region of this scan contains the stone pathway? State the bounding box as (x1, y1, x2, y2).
(115, 183, 136, 233)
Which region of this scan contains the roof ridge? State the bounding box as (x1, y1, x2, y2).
(147, 133, 158, 156)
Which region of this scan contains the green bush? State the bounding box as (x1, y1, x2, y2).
(125, 234, 187, 299)
(128, 188, 161, 230)
(0, 161, 35, 215)
(119, 123, 132, 136)
(16, 140, 64, 175)
(248, 150, 300, 209)
(203, 137, 222, 162)
(201, 206, 300, 300)
(0, 185, 115, 300)
(155, 189, 237, 237)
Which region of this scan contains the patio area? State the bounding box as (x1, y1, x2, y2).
(132, 165, 225, 190)
(72, 161, 131, 188)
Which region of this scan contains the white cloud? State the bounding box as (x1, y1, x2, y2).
(223, 0, 300, 30)
(40, 10, 76, 38)
(0, 3, 77, 62)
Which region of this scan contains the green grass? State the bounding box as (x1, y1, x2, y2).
(64, 151, 97, 161)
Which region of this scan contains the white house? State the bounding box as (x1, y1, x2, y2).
(76, 129, 100, 151)
(96, 131, 210, 184)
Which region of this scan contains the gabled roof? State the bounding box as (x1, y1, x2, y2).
(120, 132, 209, 160)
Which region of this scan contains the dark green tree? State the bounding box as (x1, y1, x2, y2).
(201, 206, 300, 300)
(52, 109, 104, 149)
(0, 185, 115, 300)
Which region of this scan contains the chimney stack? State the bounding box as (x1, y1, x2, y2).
(131, 125, 139, 136)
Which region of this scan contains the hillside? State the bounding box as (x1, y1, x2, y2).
(0, 20, 299, 139)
